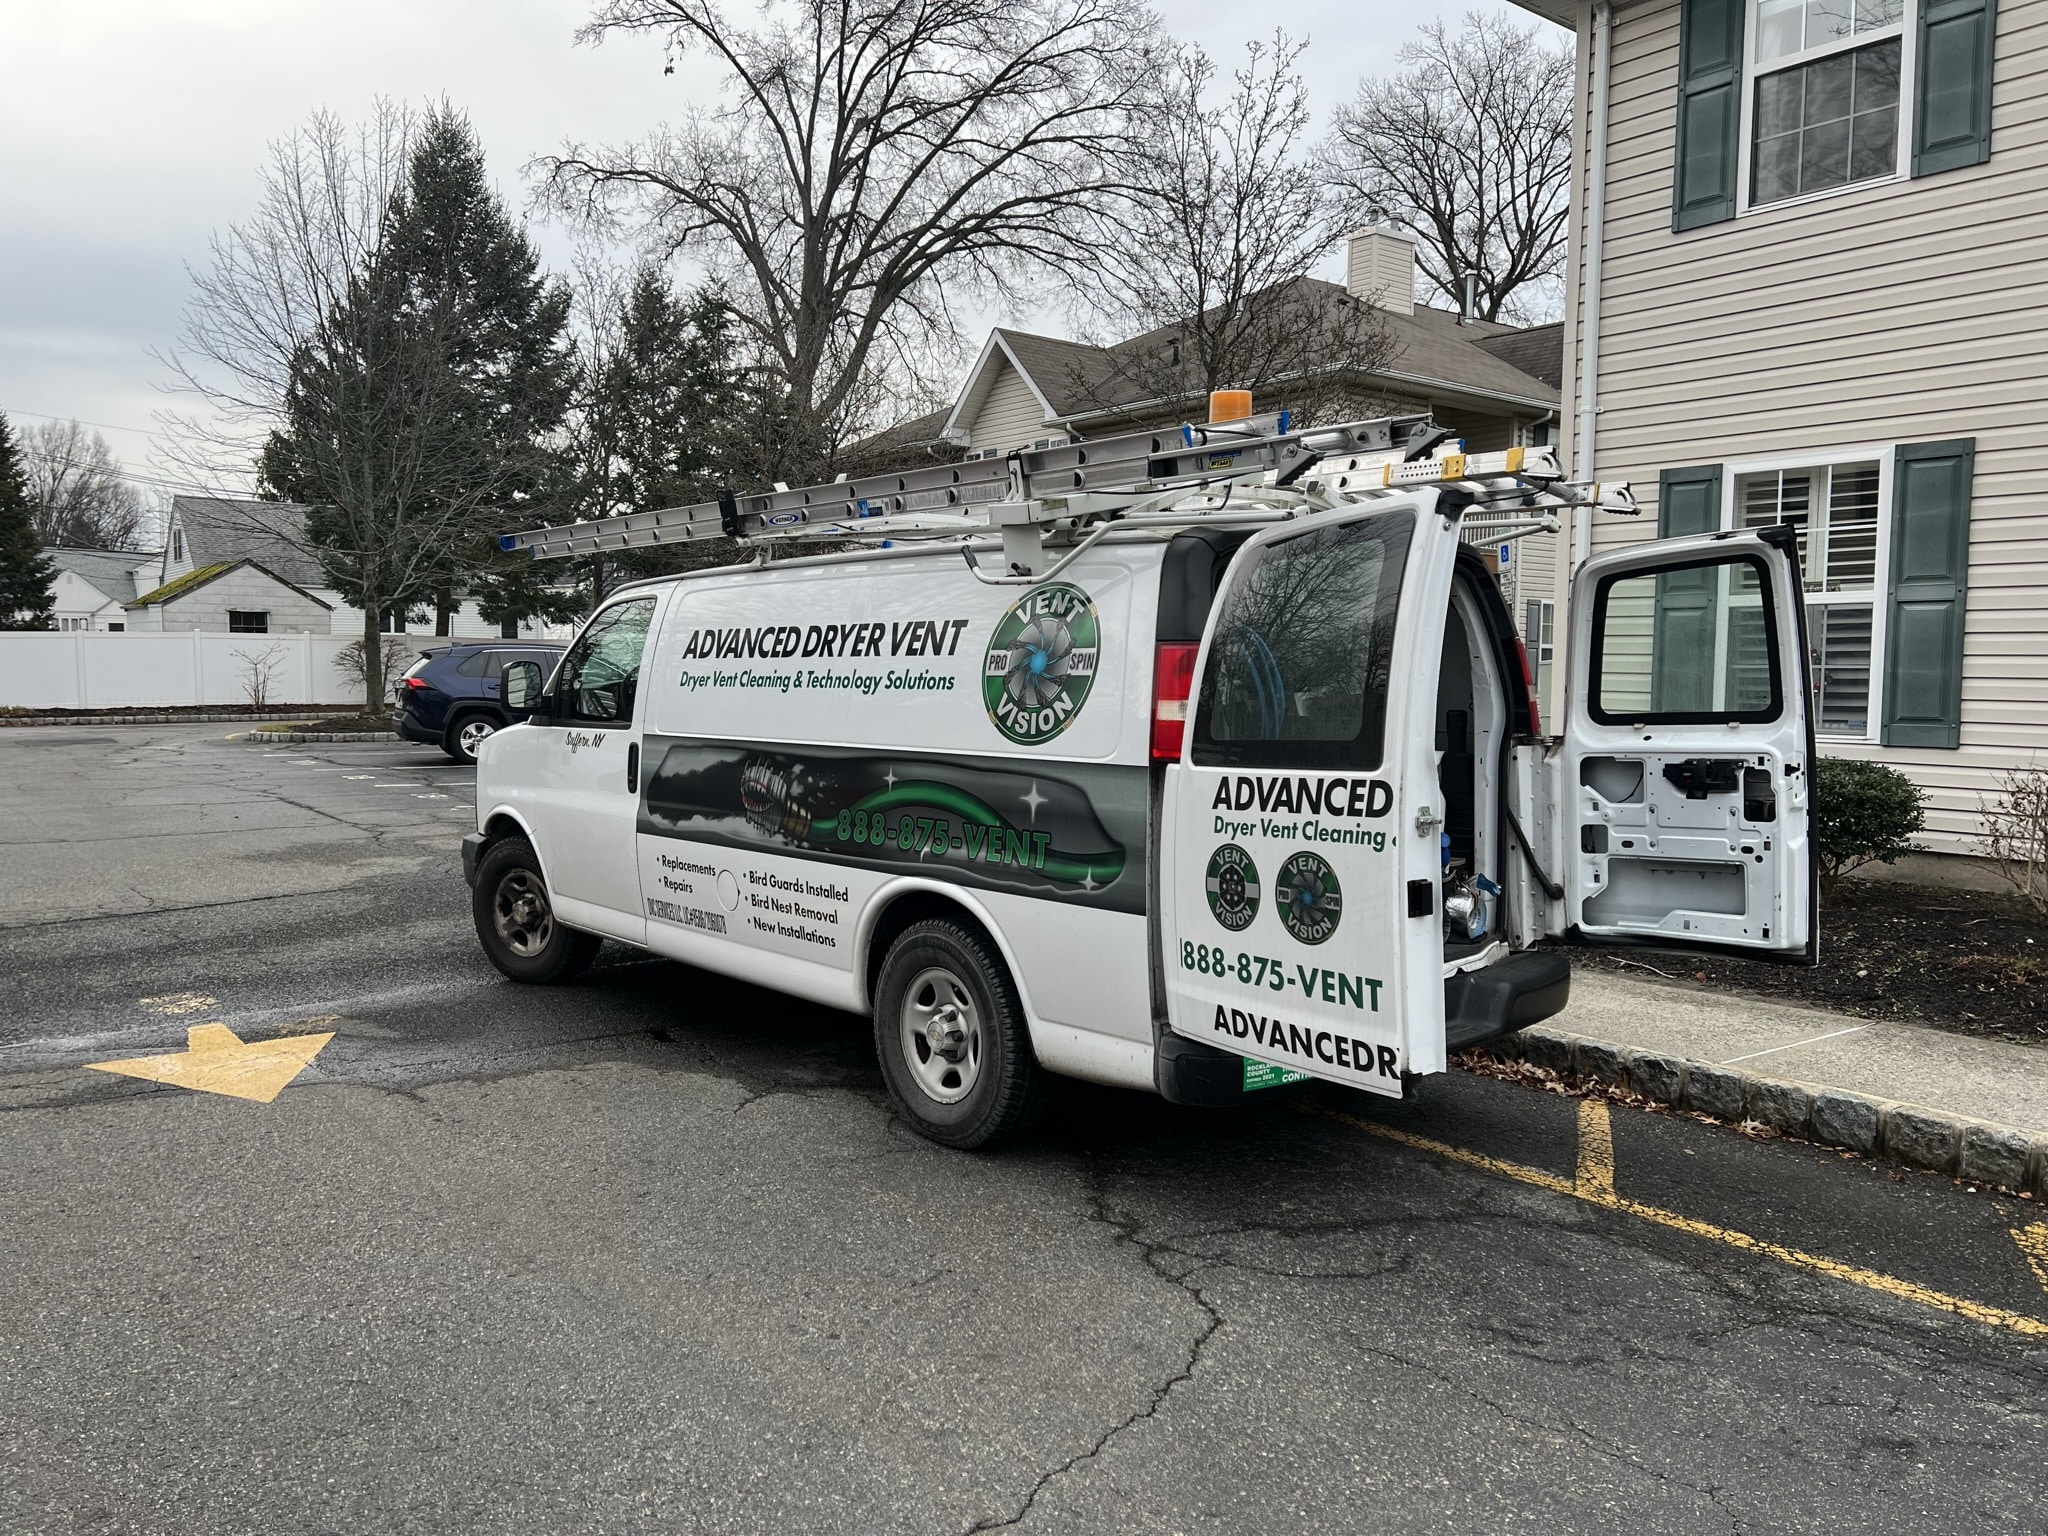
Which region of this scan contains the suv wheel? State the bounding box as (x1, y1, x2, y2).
(446, 712, 500, 762)
(472, 836, 602, 984)
(873, 919, 1043, 1149)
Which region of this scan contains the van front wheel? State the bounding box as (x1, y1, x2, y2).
(472, 836, 601, 984)
(873, 920, 1043, 1149)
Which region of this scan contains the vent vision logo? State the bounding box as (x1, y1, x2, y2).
(1205, 844, 1260, 932)
(983, 583, 1100, 745)
(1275, 851, 1343, 945)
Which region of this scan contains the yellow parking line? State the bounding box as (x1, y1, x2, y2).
(1314, 1102, 2048, 1340)
(1576, 1099, 1616, 1199)
(2015, 1224, 2048, 1297)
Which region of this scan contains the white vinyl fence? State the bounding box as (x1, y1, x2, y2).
(0, 631, 369, 710)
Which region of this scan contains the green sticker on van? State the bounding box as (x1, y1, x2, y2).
(1243, 1057, 1312, 1092)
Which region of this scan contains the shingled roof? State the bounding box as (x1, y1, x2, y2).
(168, 497, 325, 590)
(938, 278, 1560, 445)
(42, 546, 162, 607)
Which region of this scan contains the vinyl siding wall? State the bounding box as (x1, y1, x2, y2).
(1561, 0, 2048, 852)
(966, 361, 1054, 454)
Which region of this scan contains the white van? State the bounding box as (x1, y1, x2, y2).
(464, 441, 1815, 1147)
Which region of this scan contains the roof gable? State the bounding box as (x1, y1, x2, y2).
(132, 558, 334, 610)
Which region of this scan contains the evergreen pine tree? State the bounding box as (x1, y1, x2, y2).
(381, 107, 576, 632)
(0, 415, 57, 630)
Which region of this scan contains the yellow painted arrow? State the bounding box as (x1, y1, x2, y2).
(87, 1023, 334, 1103)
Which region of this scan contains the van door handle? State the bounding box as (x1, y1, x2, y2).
(626, 742, 640, 794)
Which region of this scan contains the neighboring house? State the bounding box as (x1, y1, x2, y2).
(43, 547, 163, 631)
(126, 559, 334, 634)
(936, 232, 1562, 458)
(156, 497, 553, 640)
(1523, 0, 2028, 859)
(868, 229, 1569, 662)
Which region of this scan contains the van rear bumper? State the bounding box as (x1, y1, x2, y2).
(1154, 949, 1572, 1106)
(1443, 949, 1571, 1050)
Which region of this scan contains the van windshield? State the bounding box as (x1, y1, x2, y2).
(1191, 511, 1413, 772)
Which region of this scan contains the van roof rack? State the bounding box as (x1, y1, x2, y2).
(500, 410, 1635, 581)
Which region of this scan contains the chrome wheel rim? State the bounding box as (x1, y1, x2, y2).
(493, 868, 554, 957)
(458, 719, 497, 758)
(899, 965, 982, 1105)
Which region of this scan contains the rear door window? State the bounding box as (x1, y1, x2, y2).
(1191, 512, 1413, 771)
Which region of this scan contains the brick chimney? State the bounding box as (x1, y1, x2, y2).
(1346, 228, 1416, 316)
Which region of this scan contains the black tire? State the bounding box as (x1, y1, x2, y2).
(471, 836, 602, 984)
(873, 918, 1043, 1149)
(444, 711, 502, 762)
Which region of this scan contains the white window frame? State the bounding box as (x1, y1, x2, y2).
(1719, 443, 1894, 742)
(1736, 0, 1918, 217)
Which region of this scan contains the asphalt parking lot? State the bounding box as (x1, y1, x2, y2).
(2, 725, 2045, 1535)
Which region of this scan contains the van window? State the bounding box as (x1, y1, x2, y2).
(1191, 511, 1413, 771)
(1588, 554, 1783, 724)
(555, 599, 656, 724)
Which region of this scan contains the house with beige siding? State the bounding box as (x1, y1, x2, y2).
(1521, 0, 2028, 860)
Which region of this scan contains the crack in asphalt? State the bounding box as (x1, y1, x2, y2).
(964, 1172, 1225, 1534)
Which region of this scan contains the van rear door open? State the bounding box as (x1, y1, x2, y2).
(1160, 501, 1458, 1097)
(1559, 528, 1816, 962)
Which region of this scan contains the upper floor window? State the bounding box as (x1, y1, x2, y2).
(1748, 0, 1909, 208)
(227, 610, 269, 634)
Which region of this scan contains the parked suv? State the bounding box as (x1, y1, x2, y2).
(393, 642, 565, 762)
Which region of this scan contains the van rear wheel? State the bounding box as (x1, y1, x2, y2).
(873, 919, 1042, 1150)
(472, 835, 601, 984)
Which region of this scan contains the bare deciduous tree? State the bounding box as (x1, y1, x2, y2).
(1064, 33, 1391, 426)
(233, 642, 290, 708)
(1323, 12, 1573, 325)
(20, 420, 148, 549)
(538, 0, 1161, 481)
(160, 105, 547, 711)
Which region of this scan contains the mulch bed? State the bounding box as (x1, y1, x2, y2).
(1566, 879, 2047, 1048)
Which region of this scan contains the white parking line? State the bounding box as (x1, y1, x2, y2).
(1719, 1024, 1871, 1065)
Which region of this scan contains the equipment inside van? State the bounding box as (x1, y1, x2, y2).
(466, 403, 1816, 1148)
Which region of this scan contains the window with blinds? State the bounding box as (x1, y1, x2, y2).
(1735, 459, 1882, 736)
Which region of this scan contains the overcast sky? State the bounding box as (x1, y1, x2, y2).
(0, 0, 1539, 502)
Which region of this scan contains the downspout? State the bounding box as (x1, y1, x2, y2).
(1573, 0, 1614, 571)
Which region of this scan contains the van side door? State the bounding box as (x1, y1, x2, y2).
(1560, 528, 1816, 961)
(1159, 501, 1456, 1098)
(527, 594, 661, 942)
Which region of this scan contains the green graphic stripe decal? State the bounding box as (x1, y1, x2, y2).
(853, 781, 1128, 887)
(637, 736, 1147, 914)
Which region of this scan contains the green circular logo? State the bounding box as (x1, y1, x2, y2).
(983, 582, 1100, 745)
(1205, 844, 1261, 932)
(1275, 851, 1343, 945)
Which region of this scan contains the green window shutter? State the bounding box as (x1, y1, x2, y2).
(1658, 464, 1723, 538)
(1650, 465, 1723, 710)
(1882, 439, 1973, 747)
(1673, 0, 1746, 231)
(1915, 0, 1997, 176)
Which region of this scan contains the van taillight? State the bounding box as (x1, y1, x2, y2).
(1514, 638, 1542, 736)
(1152, 642, 1200, 761)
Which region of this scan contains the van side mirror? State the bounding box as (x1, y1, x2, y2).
(503, 660, 545, 714)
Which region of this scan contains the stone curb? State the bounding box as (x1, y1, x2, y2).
(240, 731, 396, 743)
(1477, 1024, 2048, 1198)
(1, 712, 360, 728)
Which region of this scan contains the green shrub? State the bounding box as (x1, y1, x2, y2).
(1813, 758, 1925, 897)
